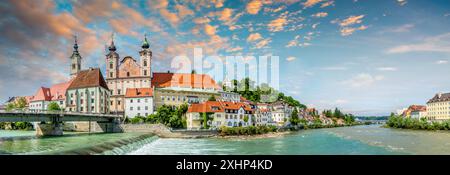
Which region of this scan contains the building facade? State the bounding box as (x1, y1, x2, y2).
(65, 68, 110, 114)
(426, 92, 450, 121)
(186, 101, 254, 130)
(152, 73, 221, 109)
(124, 88, 154, 118)
(29, 80, 72, 112)
(106, 36, 152, 114)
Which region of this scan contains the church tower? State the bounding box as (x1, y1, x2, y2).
(70, 36, 82, 77)
(106, 34, 119, 79)
(139, 34, 152, 78)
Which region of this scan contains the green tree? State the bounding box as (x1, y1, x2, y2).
(290, 108, 299, 126)
(5, 103, 15, 111)
(208, 95, 216, 101)
(47, 102, 61, 111)
(15, 97, 27, 110)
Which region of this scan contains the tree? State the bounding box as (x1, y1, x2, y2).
(5, 103, 15, 111)
(191, 69, 197, 74)
(15, 97, 27, 110)
(208, 95, 216, 101)
(47, 102, 61, 111)
(290, 108, 299, 126)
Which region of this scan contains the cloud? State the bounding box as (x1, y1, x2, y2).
(303, 0, 324, 8)
(204, 24, 217, 36)
(386, 33, 450, 54)
(285, 35, 301, 47)
(247, 33, 263, 42)
(254, 38, 272, 49)
(397, 0, 407, 6)
(377, 67, 398, 71)
(320, 1, 335, 8)
(175, 4, 194, 18)
(218, 8, 233, 21)
(246, 0, 263, 14)
(343, 73, 384, 88)
(332, 15, 367, 36)
(386, 24, 415, 33)
(286, 57, 297, 61)
(193, 17, 211, 24)
(312, 12, 328, 18)
(268, 16, 287, 32)
(436, 60, 448, 64)
(226, 47, 243, 52)
(340, 25, 368, 36)
(334, 15, 365, 27)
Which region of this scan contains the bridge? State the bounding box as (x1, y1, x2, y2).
(0, 111, 123, 136)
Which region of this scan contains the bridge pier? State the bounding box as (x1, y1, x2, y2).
(36, 122, 63, 136)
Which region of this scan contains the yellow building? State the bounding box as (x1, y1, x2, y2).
(151, 72, 221, 109)
(426, 92, 450, 121)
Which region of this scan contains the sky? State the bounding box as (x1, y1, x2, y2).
(0, 0, 450, 116)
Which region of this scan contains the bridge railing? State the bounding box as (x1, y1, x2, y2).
(0, 111, 122, 118)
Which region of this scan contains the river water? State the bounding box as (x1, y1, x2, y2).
(1, 125, 450, 155)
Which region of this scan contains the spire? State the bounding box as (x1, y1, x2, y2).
(142, 33, 149, 49)
(108, 33, 117, 52)
(73, 35, 79, 52)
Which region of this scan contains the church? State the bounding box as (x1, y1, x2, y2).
(105, 35, 222, 117)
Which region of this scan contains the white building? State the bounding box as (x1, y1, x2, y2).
(125, 88, 154, 118)
(270, 101, 293, 126)
(410, 110, 427, 119)
(219, 91, 241, 102)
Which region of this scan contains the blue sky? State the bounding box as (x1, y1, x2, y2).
(0, 0, 449, 116)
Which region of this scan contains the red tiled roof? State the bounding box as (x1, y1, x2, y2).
(68, 68, 108, 90)
(32, 87, 52, 101)
(187, 101, 253, 113)
(152, 72, 221, 90)
(403, 105, 427, 116)
(49, 80, 73, 101)
(30, 79, 73, 102)
(125, 88, 153, 98)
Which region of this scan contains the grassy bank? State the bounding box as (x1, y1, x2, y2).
(0, 122, 34, 130)
(386, 116, 450, 131)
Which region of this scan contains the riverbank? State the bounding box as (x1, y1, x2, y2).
(386, 116, 450, 131)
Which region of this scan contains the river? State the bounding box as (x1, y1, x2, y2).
(1, 125, 450, 155)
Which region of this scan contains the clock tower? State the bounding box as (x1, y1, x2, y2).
(106, 34, 119, 79)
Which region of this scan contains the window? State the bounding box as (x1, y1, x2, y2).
(111, 101, 113, 105)
(91, 99, 94, 103)
(80, 107, 83, 111)
(130, 99, 133, 103)
(130, 107, 133, 111)
(144, 70, 147, 76)
(70, 100, 73, 105)
(144, 60, 147, 66)
(145, 113, 148, 116)
(118, 100, 121, 105)
(60, 101, 63, 105)
(127, 72, 130, 77)
(81, 93, 83, 97)
(137, 107, 140, 111)
(145, 99, 148, 103)
(145, 106, 148, 110)
(80, 99, 83, 104)
(161, 96, 165, 101)
(118, 89, 121, 95)
(110, 63, 113, 69)
(72, 64, 76, 69)
(91, 91, 94, 96)
(91, 106, 94, 111)
(137, 99, 140, 103)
